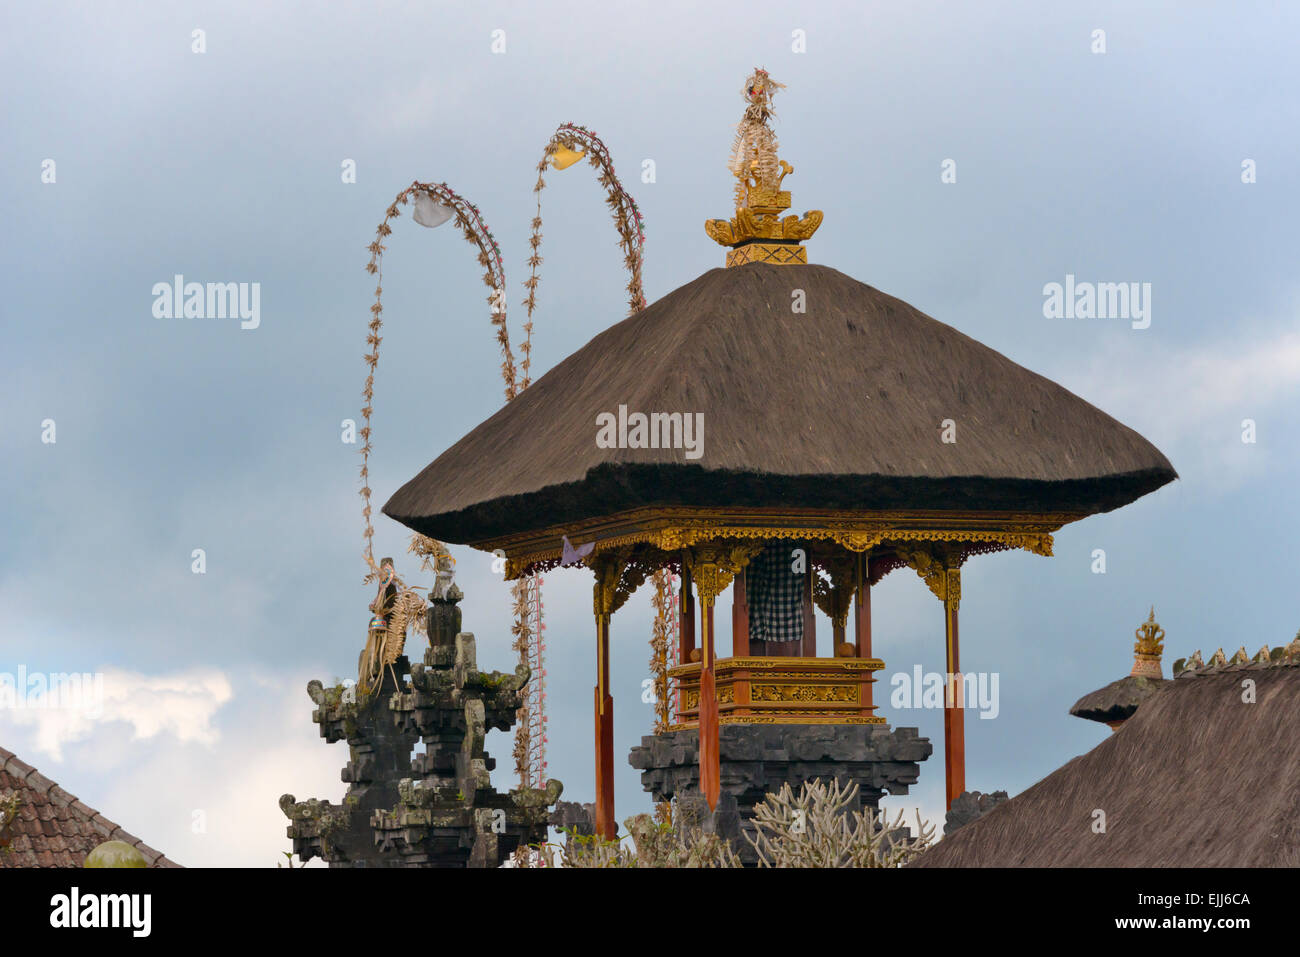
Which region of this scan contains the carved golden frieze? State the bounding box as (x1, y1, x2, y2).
(664, 714, 887, 730)
(668, 656, 885, 677)
(725, 243, 808, 267)
(491, 506, 1074, 579)
(740, 671, 877, 681)
(749, 683, 859, 704)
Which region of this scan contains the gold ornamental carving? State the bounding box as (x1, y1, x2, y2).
(589, 548, 653, 619)
(1134, 607, 1165, 658)
(491, 506, 1071, 579)
(705, 69, 823, 266)
(665, 714, 886, 730)
(1130, 607, 1166, 679)
(590, 552, 625, 619)
(725, 243, 808, 267)
(896, 543, 963, 610)
(749, 683, 859, 704)
(668, 657, 885, 677)
(682, 542, 765, 604)
(812, 552, 856, 630)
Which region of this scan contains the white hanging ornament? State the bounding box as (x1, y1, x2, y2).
(412, 193, 454, 228)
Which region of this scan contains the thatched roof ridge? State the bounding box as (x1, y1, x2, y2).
(385, 263, 1176, 544)
(1172, 639, 1299, 676)
(914, 653, 1300, 867)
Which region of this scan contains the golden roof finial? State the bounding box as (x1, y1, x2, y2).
(705, 68, 823, 267)
(1130, 607, 1165, 678)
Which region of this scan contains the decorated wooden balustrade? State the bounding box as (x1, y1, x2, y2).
(668, 655, 885, 728)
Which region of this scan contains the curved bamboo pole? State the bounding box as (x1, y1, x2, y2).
(356, 182, 521, 695)
(526, 123, 648, 325)
(525, 124, 676, 828)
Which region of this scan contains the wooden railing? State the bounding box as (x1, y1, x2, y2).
(668, 655, 885, 729)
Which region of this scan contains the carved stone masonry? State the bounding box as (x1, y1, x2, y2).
(281, 586, 561, 867)
(630, 723, 932, 866)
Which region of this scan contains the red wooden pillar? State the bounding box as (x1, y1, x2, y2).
(593, 609, 616, 839)
(699, 593, 720, 810)
(943, 571, 965, 809)
(800, 561, 816, 657)
(679, 565, 696, 664)
(854, 584, 872, 657)
(732, 567, 749, 656)
(854, 564, 873, 708)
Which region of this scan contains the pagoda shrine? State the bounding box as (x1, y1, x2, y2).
(383, 69, 1176, 840)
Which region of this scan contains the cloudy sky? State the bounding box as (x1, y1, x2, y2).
(2, 0, 1297, 866)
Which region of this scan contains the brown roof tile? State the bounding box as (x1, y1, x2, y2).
(0, 744, 180, 868)
(3, 755, 36, 780)
(136, 847, 162, 866)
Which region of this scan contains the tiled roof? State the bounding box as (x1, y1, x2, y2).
(0, 745, 180, 868)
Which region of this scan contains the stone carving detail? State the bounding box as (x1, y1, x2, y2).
(630, 723, 931, 865)
(281, 588, 561, 867)
(944, 789, 1009, 836)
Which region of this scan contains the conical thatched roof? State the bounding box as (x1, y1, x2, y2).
(385, 263, 1175, 545)
(913, 657, 1300, 867)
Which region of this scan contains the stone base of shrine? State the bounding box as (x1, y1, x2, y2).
(628, 723, 932, 864)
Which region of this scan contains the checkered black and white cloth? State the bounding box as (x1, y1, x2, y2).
(747, 539, 805, 644)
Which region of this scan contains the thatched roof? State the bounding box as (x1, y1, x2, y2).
(913, 656, 1300, 867)
(0, 745, 180, 868)
(385, 264, 1175, 545)
(1069, 675, 1167, 725)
